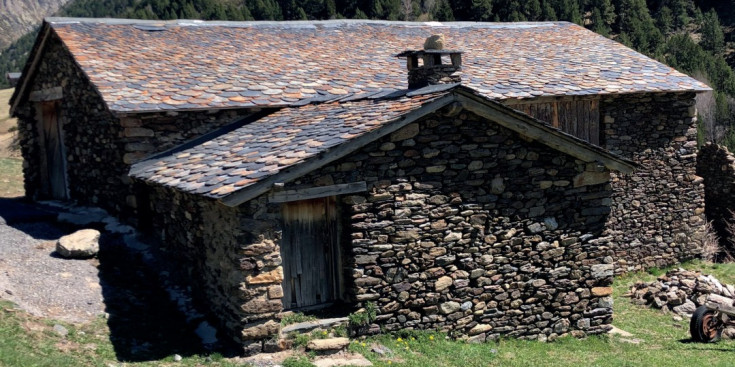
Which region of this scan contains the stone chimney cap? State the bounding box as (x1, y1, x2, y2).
(395, 49, 463, 57)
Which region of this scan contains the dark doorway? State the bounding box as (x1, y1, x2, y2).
(37, 101, 68, 200)
(281, 196, 341, 310)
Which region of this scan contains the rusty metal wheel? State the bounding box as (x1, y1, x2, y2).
(690, 305, 722, 343)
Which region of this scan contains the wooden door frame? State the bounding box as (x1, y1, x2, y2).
(34, 98, 69, 200)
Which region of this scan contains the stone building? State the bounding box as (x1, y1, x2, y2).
(9, 18, 709, 352)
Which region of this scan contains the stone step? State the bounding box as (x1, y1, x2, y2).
(281, 317, 348, 334)
(306, 337, 350, 351)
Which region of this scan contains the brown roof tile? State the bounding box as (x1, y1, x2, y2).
(44, 18, 709, 113)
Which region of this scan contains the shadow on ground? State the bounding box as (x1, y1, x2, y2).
(0, 197, 225, 362)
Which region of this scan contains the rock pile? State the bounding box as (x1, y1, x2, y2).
(628, 268, 735, 318)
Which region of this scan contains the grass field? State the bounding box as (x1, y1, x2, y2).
(1, 261, 734, 367)
(0, 157, 23, 197)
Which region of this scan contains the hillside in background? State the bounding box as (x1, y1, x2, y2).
(2, 0, 735, 147)
(0, 0, 72, 50)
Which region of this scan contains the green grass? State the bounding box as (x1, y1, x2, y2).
(0, 302, 242, 367)
(0, 157, 23, 197)
(2, 262, 735, 366)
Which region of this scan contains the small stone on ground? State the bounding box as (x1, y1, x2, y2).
(608, 325, 633, 337)
(56, 229, 100, 258)
(307, 337, 350, 351)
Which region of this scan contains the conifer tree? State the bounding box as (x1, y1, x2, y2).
(701, 9, 725, 55)
(470, 0, 493, 21)
(432, 0, 454, 20)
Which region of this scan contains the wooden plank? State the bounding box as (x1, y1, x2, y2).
(589, 99, 600, 145)
(281, 197, 339, 309)
(29, 86, 63, 102)
(456, 91, 635, 174)
(269, 182, 367, 203)
(705, 294, 735, 316)
(221, 95, 456, 206)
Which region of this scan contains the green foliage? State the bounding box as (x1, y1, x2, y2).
(348, 301, 377, 327)
(282, 356, 316, 367)
(280, 312, 318, 326)
(700, 9, 725, 54)
(470, 0, 493, 21)
(311, 329, 330, 339)
(432, 0, 454, 21)
(333, 324, 348, 337)
(291, 332, 312, 347)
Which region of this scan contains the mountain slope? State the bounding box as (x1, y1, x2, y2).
(0, 0, 71, 50)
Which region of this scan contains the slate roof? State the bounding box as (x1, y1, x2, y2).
(17, 18, 710, 113)
(129, 85, 636, 205)
(129, 89, 451, 198)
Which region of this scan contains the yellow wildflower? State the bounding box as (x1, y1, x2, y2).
(397, 337, 402, 342)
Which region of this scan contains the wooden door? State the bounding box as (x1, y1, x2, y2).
(39, 101, 68, 200)
(281, 197, 340, 310)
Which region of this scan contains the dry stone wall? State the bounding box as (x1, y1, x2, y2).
(140, 106, 618, 353)
(146, 186, 285, 355)
(600, 92, 704, 274)
(289, 107, 617, 343)
(15, 34, 119, 208)
(14, 32, 253, 218)
(697, 143, 735, 253)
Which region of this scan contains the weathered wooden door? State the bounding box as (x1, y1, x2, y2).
(281, 197, 340, 310)
(39, 101, 68, 199)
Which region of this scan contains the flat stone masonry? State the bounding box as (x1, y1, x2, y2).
(697, 143, 735, 255)
(140, 106, 617, 353)
(289, 107, 616, 343)
(600, 92, 704, 274)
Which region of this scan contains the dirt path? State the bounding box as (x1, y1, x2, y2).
(0, 200, 106, 323)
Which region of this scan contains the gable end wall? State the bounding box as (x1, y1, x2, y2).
(600, 92, 704, 273)
(141, 107, 618, 354)
(14, 32, 255, 218)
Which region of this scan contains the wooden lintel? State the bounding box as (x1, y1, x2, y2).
(29, 86, 63, 102)
(269, 181, 367, 203)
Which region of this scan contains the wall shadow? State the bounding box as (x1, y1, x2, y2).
(0, 198, 228, 362)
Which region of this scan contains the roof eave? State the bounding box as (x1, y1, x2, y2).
(217, 93, 459, 207)
(9, 22, 52, 116)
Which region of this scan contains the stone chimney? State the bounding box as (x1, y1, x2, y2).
(396, 34, 463, 89)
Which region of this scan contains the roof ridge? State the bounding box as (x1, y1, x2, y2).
(44, 17, 569, 29)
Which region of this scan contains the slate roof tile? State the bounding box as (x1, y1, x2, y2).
(45, 18, 709, 113)
(130, 91, 449, 197)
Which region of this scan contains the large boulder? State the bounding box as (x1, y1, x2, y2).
(56, 229, 100, 258)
